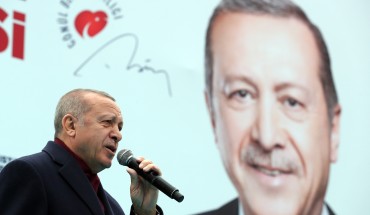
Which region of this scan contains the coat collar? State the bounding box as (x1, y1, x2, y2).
(43, 141, 105, 215)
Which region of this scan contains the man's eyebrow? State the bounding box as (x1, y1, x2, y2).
(98, 114, 118, 121)
(221, 74, 257, 89)
(97, 114, 111, 119)
(274, 82, 309, 94)
(98, 114, 123, 125)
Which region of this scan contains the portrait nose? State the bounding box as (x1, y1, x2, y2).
(251, 99, 282, 151)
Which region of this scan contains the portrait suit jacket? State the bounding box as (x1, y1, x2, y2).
(195, 198, 336, 215)
(0, 141, 125, 215)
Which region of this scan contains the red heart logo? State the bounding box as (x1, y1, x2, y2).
(75, 10, 107, 38)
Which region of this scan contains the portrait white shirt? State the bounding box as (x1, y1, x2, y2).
(238, 200, 329, 215)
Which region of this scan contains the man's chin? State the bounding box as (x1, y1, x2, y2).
(100, 159, 113, 170)
(242, 194, 302, 215)
(104, 161, 113, 168)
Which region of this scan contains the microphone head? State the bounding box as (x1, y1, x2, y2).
(117, 149, 133, 166)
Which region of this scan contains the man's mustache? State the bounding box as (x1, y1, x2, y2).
(241, 143, 303, 176)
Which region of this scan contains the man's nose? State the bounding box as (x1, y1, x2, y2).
(110, 126, 122, 143)
(251, 99, 283, 150)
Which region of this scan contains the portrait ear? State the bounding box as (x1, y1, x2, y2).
(62, 114, 77, 137)
(204, 91, 218, 143)
(330, 104, 342, 163)
(204, 91, 215, 128)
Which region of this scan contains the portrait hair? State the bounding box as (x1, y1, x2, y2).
(54, 88, 116, 136)
(205, 0, 338, 119)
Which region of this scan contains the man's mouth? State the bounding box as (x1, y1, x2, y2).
(252, 164, 291, 177)
(105, 145, 117, 153)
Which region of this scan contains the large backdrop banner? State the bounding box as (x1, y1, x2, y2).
(1, 0, 370, 214)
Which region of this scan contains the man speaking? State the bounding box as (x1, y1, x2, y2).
(0, 88, 163, 215)
(199, 0, 341, 214)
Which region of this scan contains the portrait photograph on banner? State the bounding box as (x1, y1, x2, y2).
(0, 0, 369, 214)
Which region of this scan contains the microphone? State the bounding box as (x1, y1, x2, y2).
(117, 149, 184, 203)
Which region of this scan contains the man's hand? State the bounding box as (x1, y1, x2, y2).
(126, 157, 161, 215)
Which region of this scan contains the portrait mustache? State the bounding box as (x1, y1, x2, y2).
(241, 142, 302, 177)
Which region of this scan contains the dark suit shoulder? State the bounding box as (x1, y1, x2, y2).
(18, 151, 50, 165)
(195, 198, 238, 215)
(12, 150, 61, 178)
(15, 141, 74, 173)
(1, 155, 44, 179)
(1, 152, 51, 183)
(0, 156, 48, 214)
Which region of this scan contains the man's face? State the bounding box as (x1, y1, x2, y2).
(208, 13, 340, 215)
(73, 93, 123, 173)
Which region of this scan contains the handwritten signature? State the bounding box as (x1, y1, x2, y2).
(73, 33, 172, 97)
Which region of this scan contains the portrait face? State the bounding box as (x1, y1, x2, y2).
(207, 13, 340, 215)
(73, 93, 123, 173)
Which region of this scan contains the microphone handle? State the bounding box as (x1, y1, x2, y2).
(127, 157, 184, 202)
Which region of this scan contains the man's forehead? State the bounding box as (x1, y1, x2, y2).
(212, 12, 322, 94)
(212, 13, 320, 68)
(86, 94, 122, 116)
(212, 12, 314, 44)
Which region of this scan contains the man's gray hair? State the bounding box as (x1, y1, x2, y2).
(205, 0, 338, 118)
(54, 89, 115, 136)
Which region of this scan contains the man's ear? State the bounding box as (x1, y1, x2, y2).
(205, 90, 218, 143)
(62, 114, 77, 137)
(330, 104, 341, 163)
(205, 91, 215, 129)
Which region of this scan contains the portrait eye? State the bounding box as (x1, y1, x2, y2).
(286, 98, 298, 106)
(225, 88, 256, 110)
(283, 97, 304, 111)
(280, 96, 308, 121)
(230, 89, 251, 99)
(238, 90, 249, 98)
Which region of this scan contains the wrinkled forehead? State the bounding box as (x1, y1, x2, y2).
(86, 92, 121, 111)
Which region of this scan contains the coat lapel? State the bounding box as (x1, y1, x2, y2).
(43, 141, 104, 215)
(98, 185, 114, 215)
